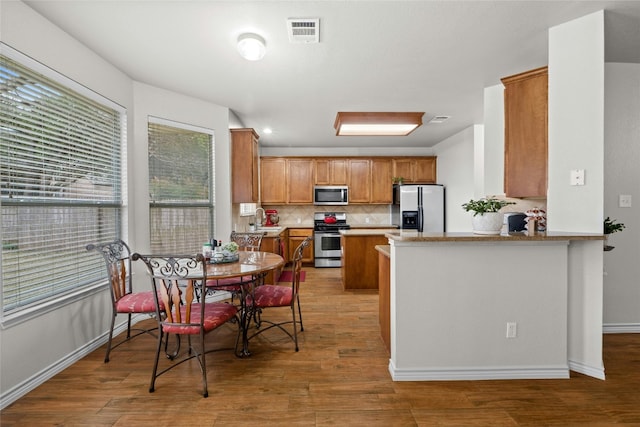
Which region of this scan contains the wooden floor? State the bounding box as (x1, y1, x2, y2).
(2, 267, 640, 426)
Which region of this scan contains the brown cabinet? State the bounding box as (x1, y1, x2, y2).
(340, 233, 390, 290)
(315, 159, 347, 185)
(260, 158, 314, 204)
(392, 157, 437, 184)
(260, 156, 437, 205)
(287, 159, 314, 204)
(231, 128, 259, 203)
(370, 158, 392, 203)
(260, 158, 287, 204)
(377, 245, 391, 354)
(501, 66, 548, 198)
(347, 159, 371, 203)
(287, 228, 314, 264)
(261, 231, 287, 284)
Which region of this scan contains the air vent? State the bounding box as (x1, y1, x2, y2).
(428, 116, 451, 124)
(287, 18, 320, 43)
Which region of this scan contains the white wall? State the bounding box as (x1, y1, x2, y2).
(548, 11, 605, 378)
(131, 82, 231, 258)
(547, 11, 604, 233)
(0, 1, 232, 408)
(432, 126, 477, 232)
(603, 63, 640, 330)
(0, 0, 133, 406)
(483, 84, 506, 196)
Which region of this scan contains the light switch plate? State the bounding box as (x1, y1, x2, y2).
(570, 169, 585, 186)
(619, 194, 632, 208)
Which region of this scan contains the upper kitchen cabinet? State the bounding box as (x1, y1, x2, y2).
(260, 157, 314, 204)
(370, 158, 393, 203)
(287, 159, 314, 204)
(231, 128, 259, 203)
(347, 159, 371, 203)
(315, 159, 347, 185)
(392, 157, 437, 184)
(260, 157, 287, 204)
(501, 66, 548, 198)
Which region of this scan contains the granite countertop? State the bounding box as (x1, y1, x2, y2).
(349, 223, 399, 229)
(375, 244, 391, 257)
(340, 228, 400, 236)
(386, 231, 604, 242)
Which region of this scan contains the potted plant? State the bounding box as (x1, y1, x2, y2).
(392, 176, 405, 185)
(461, 198, 515, 235)
(603, 217, 625, 251)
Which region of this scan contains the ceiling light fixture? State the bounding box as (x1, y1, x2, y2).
(237, 33, 266, 61)
(334, 112, 424, 136)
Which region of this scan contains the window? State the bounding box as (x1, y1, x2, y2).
(0, 45, 125, 321)
(148, 118, 214, 253)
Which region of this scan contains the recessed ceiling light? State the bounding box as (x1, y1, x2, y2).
(237, 33, 266, 61)
(263, 128, 273, 134)
(334, 112, 424, 136)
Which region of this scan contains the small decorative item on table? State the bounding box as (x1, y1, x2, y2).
(525, 208, 546, 236)
(209, 241, 240, 263)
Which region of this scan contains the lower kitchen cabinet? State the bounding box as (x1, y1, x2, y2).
(288, 228, 314, 264)
(340, 232, 391, 290)
(261, 230, 288, 284)
(376, 245, 391, 354)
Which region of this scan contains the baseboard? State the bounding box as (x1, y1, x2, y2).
(0, 316, 139, 410)
(388, 360, 570, 381)
(568, 359, 606, 380)
(603, 323, 640, 334)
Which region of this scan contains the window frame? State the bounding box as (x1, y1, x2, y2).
(147, 117, 215, 253)
(0, 43, 127, 327)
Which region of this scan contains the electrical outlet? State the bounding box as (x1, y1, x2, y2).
(506, 322, 517, 338)
(570, 169, 585, 186)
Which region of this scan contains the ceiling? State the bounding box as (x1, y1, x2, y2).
(23, 1, 640, 149)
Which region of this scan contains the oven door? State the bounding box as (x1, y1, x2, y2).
(314, 231, 342, 267)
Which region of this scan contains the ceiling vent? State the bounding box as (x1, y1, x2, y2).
(287, 18, 320, 43)
(428, 116, 451, 124)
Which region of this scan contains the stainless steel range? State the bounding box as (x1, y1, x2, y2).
(314, 212, 350, 268)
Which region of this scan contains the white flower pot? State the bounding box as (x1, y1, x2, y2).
(471, 212, 504, 235)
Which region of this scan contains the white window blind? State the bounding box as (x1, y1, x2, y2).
(148, 119, 214, 253)
(1, 46, 125, 319)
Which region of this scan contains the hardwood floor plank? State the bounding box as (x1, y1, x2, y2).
(2, 266, 639, 426)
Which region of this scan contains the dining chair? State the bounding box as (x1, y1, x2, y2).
(245, 236, 311, 352)
(205, 231, 266, 302)
(86, 239, 161, 363)
(132, 253, 239, 398)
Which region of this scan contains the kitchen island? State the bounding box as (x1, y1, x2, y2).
(340, 228, 398, 290)
(385, 231, 604, 381)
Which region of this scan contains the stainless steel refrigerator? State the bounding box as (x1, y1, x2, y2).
(391, 184, 445, 231)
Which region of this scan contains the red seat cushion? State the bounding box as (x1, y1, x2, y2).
(250, 285, 292, 308)
(115, 291, 161, 313)
(162, 303, 238, 335)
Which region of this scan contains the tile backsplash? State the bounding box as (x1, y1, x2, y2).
(232, 204, 393, 230)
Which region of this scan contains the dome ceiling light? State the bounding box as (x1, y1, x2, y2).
(237, 33, 266, 61)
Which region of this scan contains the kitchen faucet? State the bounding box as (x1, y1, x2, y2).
(255, 207, 265, 227)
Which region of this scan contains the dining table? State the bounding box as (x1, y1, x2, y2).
(204, 250, 284, 357)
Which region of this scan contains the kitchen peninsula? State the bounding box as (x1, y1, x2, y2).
(384, 231, 604, 382)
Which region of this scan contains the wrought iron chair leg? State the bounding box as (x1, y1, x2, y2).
(296, 294, 304, 331)
(104, 315, 116, 363)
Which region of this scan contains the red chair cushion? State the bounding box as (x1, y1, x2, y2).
(115, 291, 161, 313)
(250, 285, 292, 308)
(162, 303, 238, 335)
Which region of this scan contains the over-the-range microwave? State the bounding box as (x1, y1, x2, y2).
(313, 186, 348, 205)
